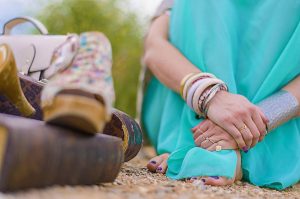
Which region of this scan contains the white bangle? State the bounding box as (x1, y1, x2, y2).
(186, 78, 213, 109)
(182, 73, 216, 100)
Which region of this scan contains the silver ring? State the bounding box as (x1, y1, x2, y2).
(205, 137, 215, 144)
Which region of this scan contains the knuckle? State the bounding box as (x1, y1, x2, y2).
(253, 132, 260, 139)
(245, 134, 253, 142)
(222, 116, 231, 123)
(198, 126, 205, 132)
(254, 106, 260, 112)
(233, 133, 242, 140)
(247, 106, 256, 113)
(259, 127, 266, 135)
(237, 110, 247, 117)
(228, 114, 237, 121)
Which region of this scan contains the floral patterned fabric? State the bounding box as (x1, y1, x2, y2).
(41, 32, 115, 118)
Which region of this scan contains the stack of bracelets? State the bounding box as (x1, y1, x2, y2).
(180, 73, 228, 118)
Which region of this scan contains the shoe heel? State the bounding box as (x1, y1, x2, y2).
(43, 95, 108, 133)
(0, 44, 35, 117)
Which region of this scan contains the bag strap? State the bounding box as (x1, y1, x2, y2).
(2, 16, 48, 35)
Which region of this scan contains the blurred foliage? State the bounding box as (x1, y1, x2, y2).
(37, 0, 143, 116)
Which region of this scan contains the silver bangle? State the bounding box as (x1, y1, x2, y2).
(257, 90, 299, 132)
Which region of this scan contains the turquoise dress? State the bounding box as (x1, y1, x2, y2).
(142, 0, 300, 190)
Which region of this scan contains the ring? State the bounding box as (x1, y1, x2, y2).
(216, 145, 222, 151)
(238, 124, 249, 132)
(205, 137, 215, 144)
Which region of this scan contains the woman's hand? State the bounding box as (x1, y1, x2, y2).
(206, 91, 268, 151)
(193, 120, 238, 151)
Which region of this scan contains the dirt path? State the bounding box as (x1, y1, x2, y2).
(1, 147, 299, 199)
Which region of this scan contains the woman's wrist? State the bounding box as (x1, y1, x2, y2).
(205, 90, 228, 117)
(180, 72, 228, 118)
(257, 90, 300, 132)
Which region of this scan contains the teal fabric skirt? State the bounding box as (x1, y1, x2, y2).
(142, 0, 300, 190)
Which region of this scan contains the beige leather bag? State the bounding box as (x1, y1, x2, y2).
(0, 16, 69, 81)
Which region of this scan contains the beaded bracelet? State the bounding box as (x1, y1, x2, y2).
(198, 86, 213, 113)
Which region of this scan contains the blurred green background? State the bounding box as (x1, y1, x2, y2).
(38, 0, 143, 117)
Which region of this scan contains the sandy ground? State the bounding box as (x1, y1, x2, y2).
(0, 147, 299, 199)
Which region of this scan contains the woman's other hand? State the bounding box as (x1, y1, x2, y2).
(193, 120, 238, 151)
(205, 91, 268, 151)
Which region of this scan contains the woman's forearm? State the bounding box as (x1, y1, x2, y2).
(283, 75, 300, 116)
(143, 15, 200, 92)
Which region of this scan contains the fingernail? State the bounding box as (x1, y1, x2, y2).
(156, 167, 162, 172)
(210, 176, 219, 179)
(201, 179, 206, 183)
(150, 160, 156, 164)
(242, 147, 249, 153)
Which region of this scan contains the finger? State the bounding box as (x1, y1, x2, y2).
(258, 130, 267, 142)
(244, 119, 260, 148)
(193, 121, 211, 139)
(252, 111, 267, 142)
(206, 141, 237, 151)
(193, 128, 203, 140)
(194, 135, 205, 146)
(192, 120, 210, 133)
(256, 106, 269, 124)
(257, 108, 269, 141)
(194, 129, 216, 146)
(206, 143, 220, 151)
(195, 128, 215, 141)
(200, 135, 224, 150)
(192, 120, 206, 132)
(224, 124, 247, 151)
(200, 138, 217, 149)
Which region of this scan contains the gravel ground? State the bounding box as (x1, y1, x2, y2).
(0, 147, 299, 199)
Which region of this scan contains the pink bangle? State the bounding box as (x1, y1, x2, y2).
(183, 73, 216, 100)
(186, 78, 210, 109)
